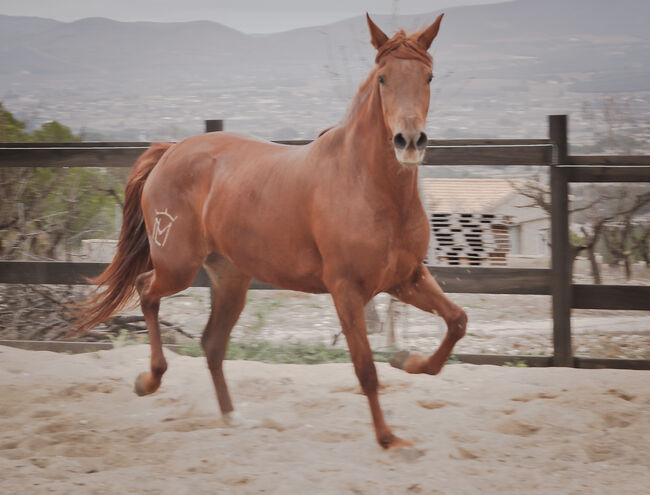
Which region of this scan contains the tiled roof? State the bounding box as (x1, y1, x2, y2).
(420, 178, 521, 213)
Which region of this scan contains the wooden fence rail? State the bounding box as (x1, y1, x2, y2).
(0, 139, 554, 168)
(1, 115, 649, 370)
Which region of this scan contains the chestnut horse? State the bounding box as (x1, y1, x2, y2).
(76, 14, 467, 450)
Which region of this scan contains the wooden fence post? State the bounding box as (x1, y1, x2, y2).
(205, 120, 224, 133)
(549, 114, 573, 367)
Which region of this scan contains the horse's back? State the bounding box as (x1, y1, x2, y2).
(143, 132, 308, 207)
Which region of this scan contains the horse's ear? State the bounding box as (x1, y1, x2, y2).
(417, 13, 444, 50)
(366, 13, 388, 50)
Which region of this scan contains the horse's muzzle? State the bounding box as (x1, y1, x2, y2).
(393, 130, 427, 166)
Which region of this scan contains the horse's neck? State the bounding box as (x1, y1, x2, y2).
(341, 85, 421, 211)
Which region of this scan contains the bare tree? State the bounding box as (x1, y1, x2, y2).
(580, 98, 648, 154)
(510, 178, 602, 282)
(510, 178, 650, 283)
(601, 191, 650, 280)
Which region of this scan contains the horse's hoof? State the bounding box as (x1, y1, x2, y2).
(222, 411, 243, 427)
(390, 350, 411, 370)
(390, 352, 431, 374)
(388, 437, 415, 450)
(134, 373, 151, 397)
(389, 444, 425, 462)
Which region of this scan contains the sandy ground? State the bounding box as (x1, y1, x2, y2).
(1, 345, 649, 494)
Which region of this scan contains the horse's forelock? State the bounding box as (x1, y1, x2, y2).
(374, 30, 433, 66)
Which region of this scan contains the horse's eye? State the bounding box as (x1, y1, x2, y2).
(427, 73, 434, 84)
(378, 75, 386, 85)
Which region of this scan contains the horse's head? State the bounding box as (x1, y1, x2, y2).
(367, 13, 443, 167)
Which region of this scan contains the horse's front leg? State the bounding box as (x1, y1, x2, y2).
(329, 281, 412, 450)
(388, 264, 467, 375)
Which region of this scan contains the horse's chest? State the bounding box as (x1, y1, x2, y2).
(377, 218, 429, 285)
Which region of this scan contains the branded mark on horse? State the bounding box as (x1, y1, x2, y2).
(152, 209, 178, 248)
(76, 13, 467, 450)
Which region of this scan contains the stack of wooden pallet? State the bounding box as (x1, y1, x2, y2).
(427, 212, 512, 266)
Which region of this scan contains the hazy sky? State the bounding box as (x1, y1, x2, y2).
(0, 0, 506, 33)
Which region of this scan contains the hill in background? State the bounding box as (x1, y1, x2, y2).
(1, 0, 648, 149)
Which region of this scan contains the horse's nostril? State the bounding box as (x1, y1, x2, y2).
(416, 132, 428, 150)
(393, 133, 407, 150)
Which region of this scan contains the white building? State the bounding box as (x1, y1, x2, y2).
(419, 178, 549, 265)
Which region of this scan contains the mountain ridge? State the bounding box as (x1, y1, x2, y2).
(1, 0, 648, 142)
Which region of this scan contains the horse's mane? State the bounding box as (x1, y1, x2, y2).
(343, 68, 379, 122)
(343, 29, 433, 123)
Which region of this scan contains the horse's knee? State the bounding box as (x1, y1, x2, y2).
(200, 331, 212, 351)
(447, 308, 467, 341)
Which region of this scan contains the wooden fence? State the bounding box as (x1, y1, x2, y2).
(1, 115, 649, 369)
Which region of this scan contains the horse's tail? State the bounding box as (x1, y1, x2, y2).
(70, 143, 172, 336)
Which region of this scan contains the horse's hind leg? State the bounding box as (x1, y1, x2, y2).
(200, 254, 251, 423)
(134, 265, 200, 396)
(388, 264, 467, 375)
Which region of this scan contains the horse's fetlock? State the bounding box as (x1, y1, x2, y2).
(377, 431, 395, 449)
(152, 361, 168, 377)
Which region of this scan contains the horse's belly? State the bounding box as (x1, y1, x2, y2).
(259, 252, 326, 292)
(237, 254, 327, 293)
(219, 231, 327, 293)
